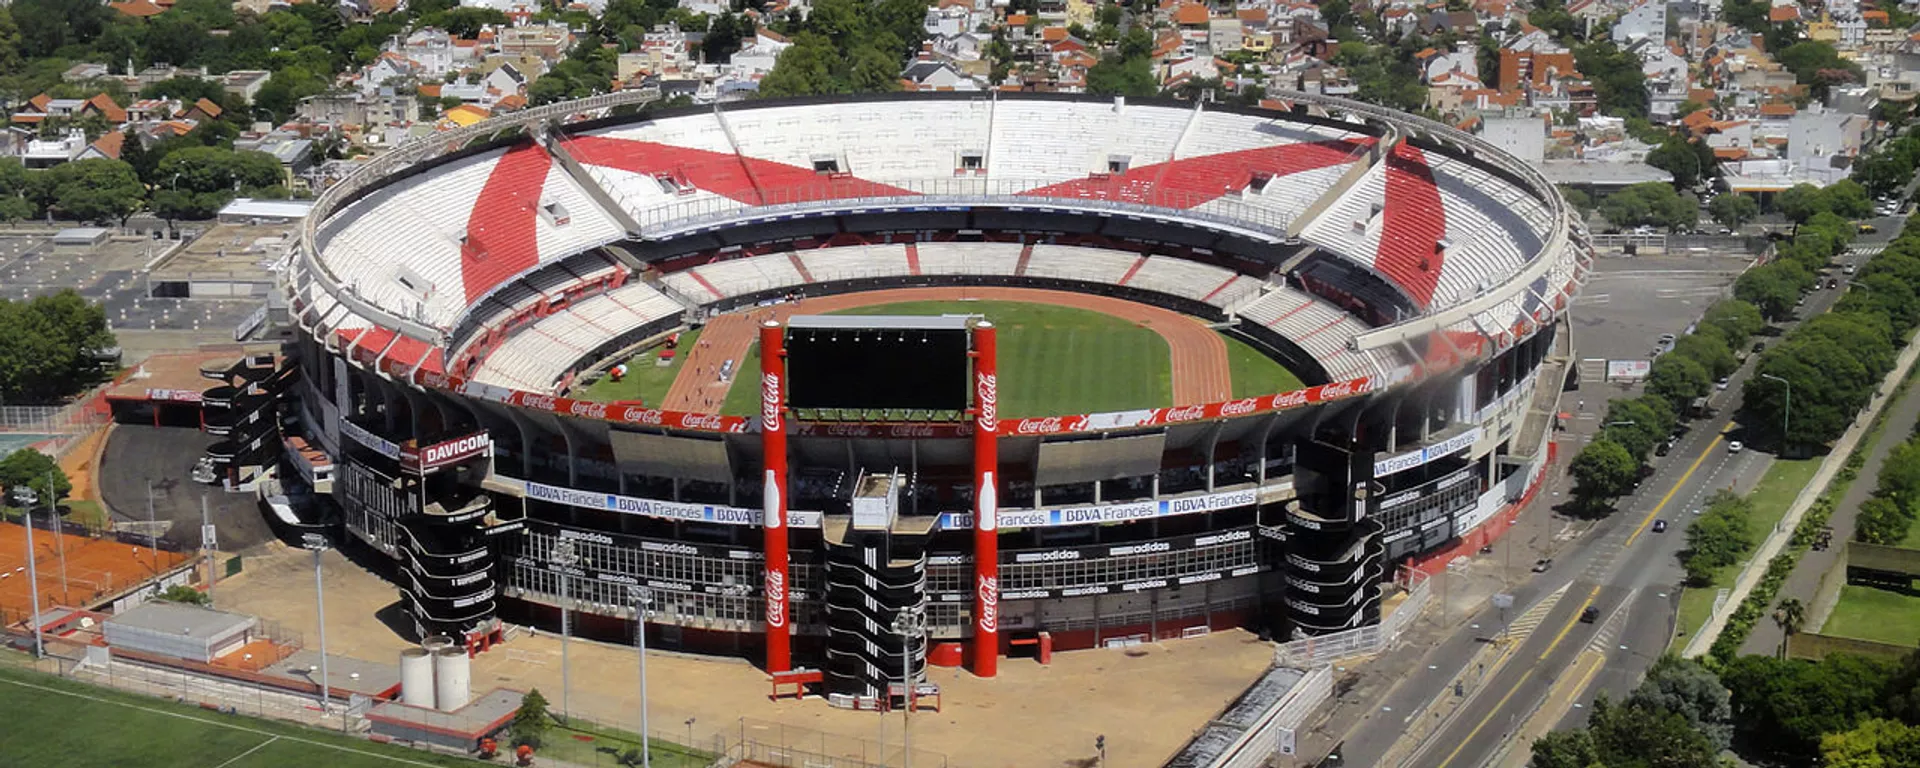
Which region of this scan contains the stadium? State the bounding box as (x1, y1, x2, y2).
(254, 90, 1589, 701)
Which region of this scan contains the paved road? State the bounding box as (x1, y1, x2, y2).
(1378, 244, 1880, 767)
(1739, 342, 1920, 655)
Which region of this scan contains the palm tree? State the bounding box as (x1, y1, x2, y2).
(1773, 597, 1807, 659)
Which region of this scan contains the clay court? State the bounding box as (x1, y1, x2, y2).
(0, 520, 189, 621)
(663, 286, 1245, 413)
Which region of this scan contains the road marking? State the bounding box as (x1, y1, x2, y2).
(1434, 433, 1729, 768)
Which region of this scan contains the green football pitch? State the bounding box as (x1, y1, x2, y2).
(708, 300, 1303, 418)
(0, 663, 474, 768)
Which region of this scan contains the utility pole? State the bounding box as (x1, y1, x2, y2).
(628, 585, 654, 768)
(550, 538, 579, 723)
(891, 607, 925, 768)
(22, 495, 44, 658)
(303, 534, 332, 719)
(145, 481, 159, 575)
(47, 472, 65, 604)
(200, 495, 215, 608)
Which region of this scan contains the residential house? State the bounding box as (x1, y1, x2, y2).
(925, 5, 972, 38)
(297, 88, 420, 128)
(495, 23, 574, 60)
(62, 63, 110, 83)
(729, 28, 791, 78)
(1610, 0, 1667, 44)
(1421, 10, 1478, 37)
(223, 71, 272, 102)
(1499, 30, 1577, 91)
(234, 134, 316, 187)
(76, 131, 125, 162)
(20, 129, 90, 169)
(901, 60, 979, 90)
(1209, 18, 1245, 53)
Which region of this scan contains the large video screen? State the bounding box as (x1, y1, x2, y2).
(786, 325, 970, 411)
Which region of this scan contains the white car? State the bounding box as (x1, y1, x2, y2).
(1728, 441, 1744, 454)
(1716, 377, 1731, 390)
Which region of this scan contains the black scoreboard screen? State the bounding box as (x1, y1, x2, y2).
(784, 317, 971, 411)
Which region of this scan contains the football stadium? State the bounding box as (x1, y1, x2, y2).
(244, 90, 1589, 701)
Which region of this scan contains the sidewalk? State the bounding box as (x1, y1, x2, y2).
(1740, 363, 1920, 655)
(1685, 328, 1920, 657)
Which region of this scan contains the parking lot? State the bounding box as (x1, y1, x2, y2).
(1570, 253, 1755, 366)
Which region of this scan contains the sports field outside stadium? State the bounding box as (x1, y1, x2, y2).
(580, 300, 1304, 417)
(0, 663, 475, 768)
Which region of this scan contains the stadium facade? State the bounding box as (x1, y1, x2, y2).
(253, 91, 1588, 699)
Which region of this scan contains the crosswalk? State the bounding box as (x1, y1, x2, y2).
(1850, 245, 1886, 257)
(1503, 583, 1570, 639)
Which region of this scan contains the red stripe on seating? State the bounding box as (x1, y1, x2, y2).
(1015, 244, 1034, 276)
(905, 243, 921, 275)
(1298, 317, 1345, 340)
(1264, 297, 1314, 327)
(1202, 274, 1240, 302)
(687, 269, 725, 300)
(1375, 144, 1446, 308)
(787, 253, 815, 283)
(1117, 255, 1147, 286)
(1017, 139, 1373, 207)
(564, 136, 916, 204)
(462, 143, 551, 303)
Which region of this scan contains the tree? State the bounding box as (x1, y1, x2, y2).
(151, 147, 287, 221)
(1086, 53, 1157, 97)
(1779, 183, 1831, 224)
(702, 13, 746, 64)
(1627, 656, 1734, 750)
(158, 585, 211, 606)
(1710, 193, 1760, 230)
(0, 448, 69, 504)
(1647, 353, 1711, 406)
(1826, 180, 1876, 219)
(1601, 395, 1674, 460)
(1670, 332, 1737, 379)
(1571, 438, 1637, 508)
(1587, 695, 1722, 767)
(1823, 718, 1920, 768)
(1646, 135, 1709, 189)
(0, 291, 117, 404)
(757, 34, 839, 97)
(510, 688, 552, 748)
(0, 6, 23, 77)
(1599, 182, 1696, 231)
(1720, 652, 1897, 760)
(1855, 496, 1912, 545)
(39, 158, 143, 223)
(1530, 728, 1602, 768)
(1773, 597, 1807, 659)
(1735, 262, 1812, 320)
(1684, 490, 1754, 583)
(1574, 40, 1649, 118)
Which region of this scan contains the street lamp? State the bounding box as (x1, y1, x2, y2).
(301, 533, 332, 716)
(18, 485, 43, 659)
(1760, 373, 1791, 450)
(549, 538, 580, 723)
(627, 585, 654, 768)
(891, 606, 926, 768)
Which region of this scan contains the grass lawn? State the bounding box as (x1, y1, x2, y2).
(538, 718, 710, 768)
(0, 660, 474, 767)
(62, 499, 108, 532)
(1225, 336, 1305, 398)
(1822, 584, 1920, 647)
(1671, 455, 1821, 650)
(826, 300, 1172, 417)
(1900, 515, 1920, 550)
(575, 328, 702, 407)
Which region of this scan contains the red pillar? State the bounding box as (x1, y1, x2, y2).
(972, 321, 1000, 677)
(759, 321, 792, 673)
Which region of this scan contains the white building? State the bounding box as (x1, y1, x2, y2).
(1610, 0, 1667, 44)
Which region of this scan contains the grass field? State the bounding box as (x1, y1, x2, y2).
(0, 661, 474, 767)
(1821, 584, 1920, 647)
(1225, 337, 1305, 398)
(1671, 455, 1820, 650)
(575, 328, 703, 406)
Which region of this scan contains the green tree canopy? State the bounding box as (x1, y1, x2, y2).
(0, 290, 117, 404)
(1709, 193, 1760, 230)
(1571, 438, 1638, 508)
(0, 448, 70, 503)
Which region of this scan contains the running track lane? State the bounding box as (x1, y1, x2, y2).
(660, 287, 1231, 412)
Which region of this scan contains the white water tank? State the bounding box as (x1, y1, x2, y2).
(399, 647, 435, 709)
(421, 635, 455, 653)
(432, 646, 470, 712)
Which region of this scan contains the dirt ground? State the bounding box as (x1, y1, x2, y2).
(57, 424, 110, 502)
(216, 546, 1277, 768)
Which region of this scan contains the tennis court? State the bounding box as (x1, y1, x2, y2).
(0, 433, 55, 456)
(0, 520, 189, 618)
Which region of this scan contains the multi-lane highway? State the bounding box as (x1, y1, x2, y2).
(1384, 240, 1886, 768)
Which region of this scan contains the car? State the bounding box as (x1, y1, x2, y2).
(1580, 606, 1600, 623)
(1652, 519, 1669, 533)
(1656, 440, 1673, 457)
(1844, 264, 1856, 275)
(1728, 441, 1744, 453)
(1753, 342, 1767, 354)
(1532, 558, 1553, 573)
(1716, 227, 1732, 235)
(1828, 278, 1840, 289)
(1658, 333, 1677, 345)
(1716, 377, 1731, 390)
(1859, 224, 1879, 235)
